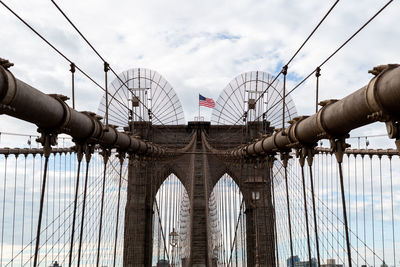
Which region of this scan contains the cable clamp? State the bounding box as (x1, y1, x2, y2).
(329, 136, 350, 164)
(100, 147, 111, 164)
(279, 151, 291, 168)
(48, 94, 71, 133)
(36, 129, 58, 158)
(0, 62, 17, 107)
(366, 64, 400, 122)
(287, 115, 309, 148)
(316, 99, 338, 139)
(385, 120, 400, 153)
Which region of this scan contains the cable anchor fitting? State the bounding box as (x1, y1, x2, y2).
(0, 58, 14, 69)
(36, 129, 58, 158)
(70, 62, 76, 73)
(100, 147, 111, 164)
(104, 62, 110, 73)
(385, 120, 400, 153)
(84, 143, 95, 163)
(282, 65, 288, 76)
(330, 136, 350, 164)
(315, 67, 321, 77)
(116, 151, 127, 165)
(279, 151, 291, 168)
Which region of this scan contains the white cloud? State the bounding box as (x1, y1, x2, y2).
(1, 2, 400, 264)
(2, 0, 399, 128)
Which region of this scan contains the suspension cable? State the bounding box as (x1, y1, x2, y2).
(77, 145, 93, 267)
(113, 153, 125, 267)
(0, 0, 135, 113)
(252, 0, 341, 108)
(332, 139, 352, 267)
(70, 63, 76, 109)
(389, 155, 396, 266)
(96, 148, 110, 267)
(259, 0, 394, 122)
(33, 149, 50, 266)
(281, 153, 294, 266)
(298, 150, 312, 266)
(378, 155, 385, 263)
(0, 155, 7, 266)
(307, 150, 321, 266)
(49, 0, 172, 127)
(68, 146, 83, 267)
(315, 67, 321, 113)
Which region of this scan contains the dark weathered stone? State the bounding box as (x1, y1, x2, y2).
(124, 121, 276, 266)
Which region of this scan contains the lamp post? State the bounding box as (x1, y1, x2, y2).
(169, 228, 179, 266)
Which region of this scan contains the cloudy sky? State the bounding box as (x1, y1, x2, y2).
(0, 0, 399, 146)
(0, 1, 400, 265)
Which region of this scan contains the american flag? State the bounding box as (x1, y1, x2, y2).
(199, 94, 215, 108)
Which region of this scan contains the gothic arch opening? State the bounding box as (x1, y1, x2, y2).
(209, 173, 247, 266)
(152, 174, 190, 266)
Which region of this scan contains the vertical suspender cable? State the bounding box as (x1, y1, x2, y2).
(96, 149, 109, 267)
(159, 181, 164, 259)
(354, 154, 359, 266)
(113, 154, 124, 267)
(370, 155, 376, 266)
(333, 140, 352, 267)
(223, 177, 228, 265)
(315, 67, 321, 113)
(379, 155, 385, 263)
(77, 147, 92, 267)
(31, 154, 36, 267)
(70, 63, 76, 109)
(21, 154, 27, 266)
(332, 154, 335, 261)
(63, 152, 68, 259)
(68, 147, 83, 267)
(228, 179, 233, 262)
(33, 148, 51, 267)
(51, 153, 56, 262)
(11, 154, 19, 264)
(281, 66, 288, 132)
(282, 154, 294, 266)
(162, 178, 167, 259)
(389, 155, 396, 266)
(307, 152, 321, 266)
(234, 182, 238, 267)
(104, 62, 109, 127)
(299, 151, 312, 266)
(168, 175, 172, 257)
(361, 155, 367, 265)
(269, 158, 279, 267)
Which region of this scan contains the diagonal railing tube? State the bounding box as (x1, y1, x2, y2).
(228, 64, 400, 157)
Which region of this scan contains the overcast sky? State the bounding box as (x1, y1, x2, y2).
(0, 1, 399, 265)
(1, 0, 400, 146)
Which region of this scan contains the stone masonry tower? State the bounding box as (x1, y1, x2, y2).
(123, 121, 276, 266)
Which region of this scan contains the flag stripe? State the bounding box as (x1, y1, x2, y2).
(199, 94, 215, 108)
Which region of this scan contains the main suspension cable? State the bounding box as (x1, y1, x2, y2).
(0, 0, 133, 113)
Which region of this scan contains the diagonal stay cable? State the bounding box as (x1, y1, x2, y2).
(252, 0, 341, 109)
(259, 0, 394, 122)
(0, 0, 137, 116)
(50, 0, 170, 127)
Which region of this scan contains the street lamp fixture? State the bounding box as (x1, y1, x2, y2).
(169, 228, 179, 266)
(252, 191, 260, 201)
